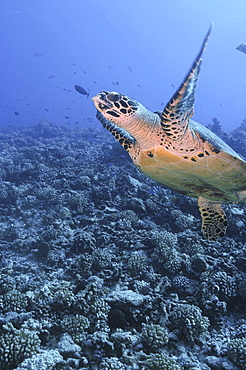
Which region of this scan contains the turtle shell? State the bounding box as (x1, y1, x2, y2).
(135, 120, 246, 203)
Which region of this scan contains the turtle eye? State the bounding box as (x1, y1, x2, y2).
(99, 92, 107, 101)
(108, 93, 121, 102)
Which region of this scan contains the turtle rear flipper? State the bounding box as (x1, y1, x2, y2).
(198, 196, 227, 240)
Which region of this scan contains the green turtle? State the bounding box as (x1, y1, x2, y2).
(92, 25, 246, 241)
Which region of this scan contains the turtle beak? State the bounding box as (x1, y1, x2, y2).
(91, 94, 101, 104)
(91, 94, 99, 105)
(92, 93, 112, 111)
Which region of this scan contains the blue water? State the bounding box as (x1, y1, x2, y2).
(1, 0, 246, 132)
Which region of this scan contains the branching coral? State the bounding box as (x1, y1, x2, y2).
(60, 314, 90, 345)
(144, 353, 182, 370)
(228, 337, 246, 369)
(141, 323, 169, 352)
(149, 230, 181, 274)
(169, 303, 209, 343)
(127, 251, 148, 276)
(0, 323, 40, 370)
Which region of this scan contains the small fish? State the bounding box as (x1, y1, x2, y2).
(14, 111, 19, 115)
(115, 81, 119, 86)
(74, 85, 89, 97)
(127, 65, 134, 73)
(236, 43, 246, 54)
(171, 84, 175, 89)
(65, 116, 71, 119)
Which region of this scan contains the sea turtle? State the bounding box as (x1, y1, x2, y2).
(92, 25, 246, 241)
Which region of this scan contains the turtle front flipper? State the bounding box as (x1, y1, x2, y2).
(198, 196, 227, 241)
(96, 110, 136, 151)
(161, 24, 213, 140)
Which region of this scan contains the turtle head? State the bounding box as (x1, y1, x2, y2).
(92, 91, 140, 126)
(93, 91, 160, 148)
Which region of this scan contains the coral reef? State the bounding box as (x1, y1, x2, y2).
(0, 121, 245, 369)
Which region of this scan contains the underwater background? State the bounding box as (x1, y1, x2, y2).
(1, 0, 246, 131)
(0, 1, 246, 369)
